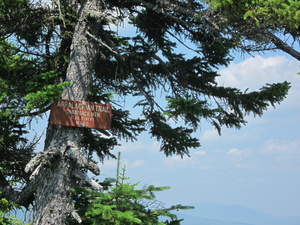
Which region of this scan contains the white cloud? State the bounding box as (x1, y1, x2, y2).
(163, 155, 195, 168)
(261, 139, 300, 155)
(130, 159, 145, 168)
(195, 150, 207, 156)
(227, 148, 252, 157)
(217, 55, 300, 98)
(119, 159, 145, 169)
(227, 148, 242, 156)
(116, 139, 159, 153)
(100, 159, 117, 169)
(214, 55, 300, 131)
(201, 128, 220, 142)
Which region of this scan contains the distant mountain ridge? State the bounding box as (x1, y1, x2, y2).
(176, 202, 300, 225)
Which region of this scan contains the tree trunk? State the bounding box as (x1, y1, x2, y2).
(30, 1, 103, 224)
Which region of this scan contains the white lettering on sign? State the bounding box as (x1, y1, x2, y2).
(57, 100, 110, 113)
(50, 99, 112, 129)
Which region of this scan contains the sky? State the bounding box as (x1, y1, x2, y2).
(94, 53, 300, 218)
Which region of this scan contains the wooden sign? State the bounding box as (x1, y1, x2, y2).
(50, 99, 112, 129)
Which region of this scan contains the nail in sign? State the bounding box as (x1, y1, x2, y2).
(50, 99, 112, 129)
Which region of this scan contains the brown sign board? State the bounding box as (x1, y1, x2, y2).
(50, 99, 112, 129)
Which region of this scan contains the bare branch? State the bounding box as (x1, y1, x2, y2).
(268, 32, 300, 61)
(73, 170, 103, 190)
(25, 150, 57, 174)
(71, 210, 82, 223)
(65, 141, 100, 175)
(86, 31, 120, 56)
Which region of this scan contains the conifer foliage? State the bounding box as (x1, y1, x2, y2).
(72, 153, 192, 225)
(0, 0, 291, 224)
(205, 0, 300, 60)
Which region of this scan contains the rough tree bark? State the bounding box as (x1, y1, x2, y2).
(25, 0, 104, 224)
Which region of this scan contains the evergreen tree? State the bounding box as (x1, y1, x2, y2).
(205, 0, 300, 60)
(71, 153, 192, 225)
(0, 0, 290, 224)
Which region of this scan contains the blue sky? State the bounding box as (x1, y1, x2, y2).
(96, 53, 300, 217)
